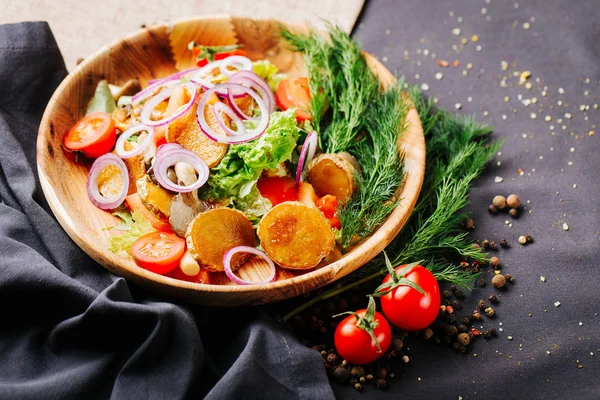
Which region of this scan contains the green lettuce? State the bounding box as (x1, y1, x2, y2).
(253, 60, 288, 91)
(202, 109, 299, 218)
(108, 209, 155, 254)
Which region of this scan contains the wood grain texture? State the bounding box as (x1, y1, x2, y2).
(37, 17, 425, 306)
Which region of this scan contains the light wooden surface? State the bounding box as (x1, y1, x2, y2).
(0, 0, 364, 70)
(36, 16, 426, 306)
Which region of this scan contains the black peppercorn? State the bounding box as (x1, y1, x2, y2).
(376, 367, 387, 379)
(524, 234, 533, 243)
(443, 299, 451, 306)
(505, 274, 515, 283)
(488, 295, 499, 304)
(462, 316, 471, 325)
(458, 324, 468, 333)
(350, 366, 364, 378)
(333, 367, 350, 383)
(327, 353, 340, 365)
(452, 300, 461, 309)
(459, 345, 467, 354)
(489, 256, 500, 269)
(433, 336, 441, 345)
(376, 378, 388, 389)
(423, 328, 434, 341)
(509, 208, 518, 218)
(478, 300, 487, 310)
(447, 314, 456, 324)
(464, 217, 475, 230)
(489, 328, 498, 336)
(472, 312, 482, 321)
(500, 239, 509, 248)
(479, 277, 486, 287)
(391, 338, 403, 352)
(489, 241, 498, 250)
(450, 284, 457, 292)
(442, 290, 452, 299)
(452, 342, 461, 350)
(482, 239, 490, 249)
(488, 204, 498, 214)
(349, 377, 358, 386)
(482, 330, 491, 338)
(444, 324, 458, 337)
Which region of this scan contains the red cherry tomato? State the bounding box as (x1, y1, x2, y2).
(316, 195, 341, 229)
(63, 112, 116, 158)
(256, 176, 298, 206)
(276, 77, 311, 121)
(380, 264, 441, 331)
(131, 231, 185, 275)
(334, 309, 392, 365)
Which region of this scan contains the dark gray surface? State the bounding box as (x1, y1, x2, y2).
(0, 22, 333, 400)
(335, 0, 599, 398)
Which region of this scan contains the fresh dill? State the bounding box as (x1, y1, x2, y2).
(281, 25, 408, 249)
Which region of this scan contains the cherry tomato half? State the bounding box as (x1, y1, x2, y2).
(380, 265, 441, 331)
(276, 77, 311, 121)
(257, 176, 298, 206)
(63, 112, 117, 158)
(131, 231, 185, 275)
(334, 309, 392, 365)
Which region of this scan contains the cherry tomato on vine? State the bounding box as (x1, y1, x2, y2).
(376, 258, 441, 331)
(334, 297, 392, 365)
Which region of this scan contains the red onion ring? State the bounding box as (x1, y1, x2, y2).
(156, 143, 183, 158)
(131, 79, 181, 106)
(296, 130, 318, 186)
(140, 82, 197, 127)
(229, 70, 276, 115)
(219, 56, 253, 77)
(147, 67, 201, 87)
(114, 125, 155, 159)
(212, 102, 247, 137)
(223, 246, 276, 285)
(153, 147, 209, 193)
(196, 83, 269, 144)
(86, 153, 129, 210)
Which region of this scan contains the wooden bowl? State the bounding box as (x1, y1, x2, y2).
(37, 16, 426, 306)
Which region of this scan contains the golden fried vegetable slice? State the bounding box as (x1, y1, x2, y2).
(257, 202, 335, 270)
(166, 101, 228, 168)
(97, 165, 124, 198)
(186, 208, 256, 272)
(307, 153, 359, 204)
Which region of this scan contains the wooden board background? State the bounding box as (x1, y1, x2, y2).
(0, 0, 365, 70)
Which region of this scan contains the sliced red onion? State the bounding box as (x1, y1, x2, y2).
(86, 153, 129, 210)
(212, 102, 247, 137)
(131, 79, 181, 106)
(296, 130, 318, 186)
(140, 82, 197, 127)
(196, 83, 269, 144)
(223, 246, 276, 285)
(153, 147, 209, 193)
(229, 70, 276, 114)
(156, 143, 183, 158)
(114, 125, 155, 159)
(147, 67, 201, 87)
(219, 56, 253, 77)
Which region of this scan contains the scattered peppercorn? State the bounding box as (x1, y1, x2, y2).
(485, 307, 495, 317)
(505, 274, 515, 283)
(509, 208, 519, 218)
(446, 305, 454, 314)
(458, 324, 468, 333)
(359, 376, 366, 384)
(401, 355, 410, 363)
(481, 239, 490, 249)
(479, 277, 486, 287)
(460, 260, 469, 269)
(327, 353, 340, 365)
(482, 330, 491, 338)
(507, 194, 521, 208)
(524, 234, 533, 243)
(493, 195, 507, 209)
(518, 235, 527, 245)
(354, 383, 363, 392)
(489, 256, 500, 269)
(464, 217, 475, 230)
(457, 333, 471, 346)
(376, 379, 388, 389)
(452, 300, 461, 309)
(492, 274, 507, 289)
(423, 328, 434, 341)
(366, 374, 374, 381)
(472, 243, 481, 249)
(442, 290, 452, 299)
(489, 328, 498, 336)
(454, 289, 465, 298)
(333, 367, 350, 383)
(472, 311, 483, 321)
(489, 241, 498, 250)
(391, 338, 403, 352)
(452, 342, 461, 350)
(489, 294, 499, 304)
(351, 366, 365, 378)
(376, 367, 387, 379)
(500, 239, 509, 248)
(462, 316, 471, 325)
(488, 204, 498, 214)
(459, 346, 467, 354)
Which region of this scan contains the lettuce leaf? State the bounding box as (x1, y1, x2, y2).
(253, 60, 288, 91)
(86, 80, 117, 115)
(108, 209, 155, 254)
(202, 109, 299, 217)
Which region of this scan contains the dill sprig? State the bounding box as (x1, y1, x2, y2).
(280, 84, 501, 322)
(282, 25, 408, 249)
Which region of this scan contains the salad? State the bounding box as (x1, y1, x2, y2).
(64, 44, 363, 285)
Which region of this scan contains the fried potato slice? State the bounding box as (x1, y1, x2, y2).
(257, 201, 335, 270)
(166, 101, 228, 168)
(186, 208, 256, 272)
(307, 153, 359, 204)
(136, 177, 173, 217)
